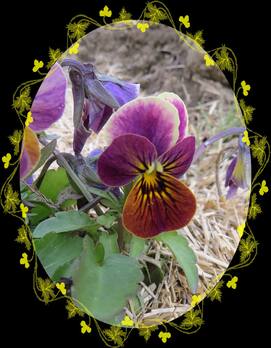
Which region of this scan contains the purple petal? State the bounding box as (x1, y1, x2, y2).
(20, 148, 30, 179)
(30, 63, 67, 132)
(103, 97, 180, 156)
(225, 156, 237, 187)
(97, 134, 157, 186)
(88, 148, 103, 158)
(73, 98, 113, 154)
(102, 81, 140, 106)
(88, 100, 113, 134)
(226, 183, 238, 199)
(69, 68, 85, 129)
(73, 99, 93, 155)
(158, 92, 188, 141)
(158, 136, 195, 177)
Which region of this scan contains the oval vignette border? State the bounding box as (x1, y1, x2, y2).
(1, 1, 269, 346)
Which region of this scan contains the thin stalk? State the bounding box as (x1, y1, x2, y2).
(39, 137, 94, 203)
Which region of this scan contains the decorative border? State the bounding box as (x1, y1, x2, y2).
(1, 1, 269, 345)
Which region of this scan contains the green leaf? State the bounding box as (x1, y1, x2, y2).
(97, 213, 117, 228)
(99, 232, 119, 259)
(33, 211, 98, 238)
(129, 236, 145, 258)
(29, 203, 54, 226)
(39, 168, 70, 202)
(27, 139, 57, 178)
(34, 233, 83, 281)
(72, 236, 144, 324)
(94, 242, 105, 264)
(156, 231, 198, 293)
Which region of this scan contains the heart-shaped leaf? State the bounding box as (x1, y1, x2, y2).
(72, 236, 143, 324)
(33, 211, 98, 238)
(99, 232, 119, 259)
(156, 231, 198, 293)
(129, 235, 145, 258)
(38, 168, 70, 202)
(34, 232, 83, 280)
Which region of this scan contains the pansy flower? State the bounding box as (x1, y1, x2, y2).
(98, 93, 196, 238)
(225, 135, 251, 199)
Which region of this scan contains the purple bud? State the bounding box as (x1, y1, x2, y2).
(225, 136, 251, 199)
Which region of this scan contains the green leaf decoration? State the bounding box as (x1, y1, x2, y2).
(47, 47, 63, 69)
(13, 86, 32, 113)
(156, 231, 198, 293)
(129, 235, 146, 258)
(208, 280, 224, 302)
(145, 3, 167, 23)
(4, 184, 20, 213)
(65, 299, 85, 319)
(15, 225, 31, 250)
(67, 21, 90, 40)
(9, 129, 23, 156)
(239, 99, 255, 124)
(33, 211, 98, 238)
(180, 309, 203, 328)
(239, 235, 258, 262)
(214, 45, 233, 72)
(39, 168, 70, 202)
(34, 232, 83, 281)
(72, 236, 144, 324)
(138, 326, 158, 342)
(248, 193, 262, 219)
(251, 136, 267, 165)
(99, 232, 119, 259)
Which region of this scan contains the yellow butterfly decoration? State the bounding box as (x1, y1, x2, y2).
(237, 223, 245, 238)
(137, 22, 149, 32)
(20, 203, 29, 219)
(204, 54, 215, 67)
(99, 5, 112, 17)
(80, 320, 92, 334)
(20, 252, 30, 269)
(179, 15, 190, 28)
(25, 111, 33, 127)
(191, 294, 203, 307)
(56, 282, 67, 295)
(259, 180, 269, 196)
(158, 331, 171, 343)
(241, 80, 251, 96)
(32, 59, 44, 73)
(241, 130, 250, 146)
(2, 153, 11, 169)
(69, 42, 80, 55)
(226, 276, 238, 289)
(121, 315, 134, 327)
